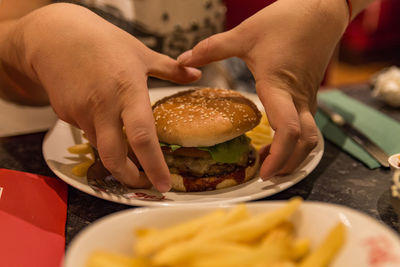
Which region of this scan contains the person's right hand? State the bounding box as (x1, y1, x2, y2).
(2, 3, 201, 192)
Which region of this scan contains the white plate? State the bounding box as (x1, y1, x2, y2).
(389, 153, 400, 170)
(43, 87, 324, 207)
(64, 201, 400, 267)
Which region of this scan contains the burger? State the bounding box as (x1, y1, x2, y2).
(153, 88, 262, 192)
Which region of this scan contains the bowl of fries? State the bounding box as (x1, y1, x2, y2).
(64, 198, 400, 267)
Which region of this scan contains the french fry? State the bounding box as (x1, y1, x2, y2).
(71, 159, 95, 177)
(291, 239, 311, 261)
(134, 228, 158, 238)
(190, 252, 255, 267)
(253, 261, 297, 267)
(135, 209, 225, 257)
(248, 131, 272, 140)
(194, 197, 302, 243)
(68, 143, 92, 154)
(190, 227, 293, 267)
(191, 222, 295, 267)
(246, 112, 274, 149)
(269, 261, 297, 267)
(153, 241, 253, 266)
(298, 222, 346, 267)
(68, 142, 95, 177)
(254, 224, 294, 266)
(86, 251, 152, 267)
(260, 221, 294, 243)
(194, 203, 249, 238)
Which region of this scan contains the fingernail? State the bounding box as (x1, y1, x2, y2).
(177, 50, 192, 65)
(261, 176, 272, 181)
(260, 172, 274, 181)
(186, 67, 202, 77)
(157, 181, 171, 193)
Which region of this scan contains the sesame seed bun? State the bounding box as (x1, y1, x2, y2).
(152, 88, 261, 147)
(170, 145, 259, 192)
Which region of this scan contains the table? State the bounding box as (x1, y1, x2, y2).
(0, 84, 399, 247)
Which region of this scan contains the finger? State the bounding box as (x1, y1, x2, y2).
(76, 121, 97, 147)
(94, 111, 150, 188)
(256, 80, 301, 180)
(56, 108, 98, 145)
(137, 171, 152, 188)
(259, 144, 271, 163)
(120, 81, 171, 193)
(277, 109, 319, 175)
(73, 111, 98, 146)
(146, 52, 202, 84)
(177, 30, 243, 67)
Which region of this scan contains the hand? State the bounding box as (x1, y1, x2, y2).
(5, 3, 201, 191)
(177, 0, 348, 179)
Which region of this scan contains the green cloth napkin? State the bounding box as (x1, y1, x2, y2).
(315, 90, 400, 169)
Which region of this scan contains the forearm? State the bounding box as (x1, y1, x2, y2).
(0, 0, 50, 105)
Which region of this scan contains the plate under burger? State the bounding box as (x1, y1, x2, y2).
(43, 87, 324, 207)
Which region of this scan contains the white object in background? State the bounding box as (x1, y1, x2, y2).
(0, 98, 58, 137)
(372, 66, 400, 107)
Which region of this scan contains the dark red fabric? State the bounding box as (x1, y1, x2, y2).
(342, 0, 400, 53)
(224, 0, 276, 30)
(223, 0, 332, 85)
(0, 168, 68, 267)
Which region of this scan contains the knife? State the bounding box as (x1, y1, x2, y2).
(318, 100, 389, 168)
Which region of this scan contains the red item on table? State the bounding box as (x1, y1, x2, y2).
(224, 0, 275, 30)
(0, 168, 68, 267)
(342, 0, 400, 57)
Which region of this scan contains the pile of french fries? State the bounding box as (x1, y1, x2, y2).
(246, 112, 274, 150)
(86, 197, 346, 267)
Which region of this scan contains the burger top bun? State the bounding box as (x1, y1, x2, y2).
(153, 88, 262, 147)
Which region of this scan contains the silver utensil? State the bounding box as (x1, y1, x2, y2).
(86, 149, 131, 198)
(318, 100, 389, 168)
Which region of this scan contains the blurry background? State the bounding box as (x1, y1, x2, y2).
(328, 0, 400, 86)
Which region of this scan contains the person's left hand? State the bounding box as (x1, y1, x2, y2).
(177, 0, 348, 179)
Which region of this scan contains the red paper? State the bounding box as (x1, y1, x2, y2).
(0, 168, 68, 267)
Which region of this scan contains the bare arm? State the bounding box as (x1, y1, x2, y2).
(0, 1, 202, 191)
(0, 0, 51, 105)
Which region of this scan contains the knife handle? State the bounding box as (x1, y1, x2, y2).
(318, 102, 345, 126)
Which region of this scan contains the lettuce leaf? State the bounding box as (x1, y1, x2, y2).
(198, 135, 250, 163)
(160, 135, 250, 163)
(159, 142, 181, 151)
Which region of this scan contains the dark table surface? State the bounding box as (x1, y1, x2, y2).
(1, 84, 399, 247)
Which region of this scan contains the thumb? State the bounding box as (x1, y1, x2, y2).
(146, 52, 202, 84)
(177, 30, 242, 67)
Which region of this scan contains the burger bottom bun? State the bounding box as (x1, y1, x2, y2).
(171, 146, 260, 192)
